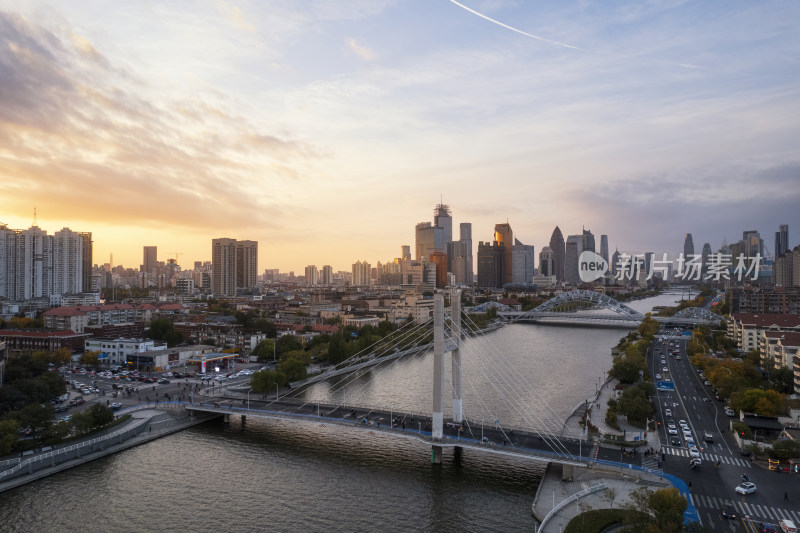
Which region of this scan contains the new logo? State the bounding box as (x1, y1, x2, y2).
(579, 251, 608, 283)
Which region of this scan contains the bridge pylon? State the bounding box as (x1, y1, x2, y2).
(432, 289, 462, 464)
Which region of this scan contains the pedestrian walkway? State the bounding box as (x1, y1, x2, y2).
(532, 462, 672, 532)
(692, 493, 800, 524)
(662, 446, 752, 467)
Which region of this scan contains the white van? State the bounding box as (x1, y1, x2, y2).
(725, 407, 736, 417)
(780, 519, 797, 533)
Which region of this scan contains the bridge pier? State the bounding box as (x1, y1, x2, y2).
(241, 415, 246, 423)
(223, 414, 230, 423)
(561, 464, 575, 481)
(431, 445, 443, 464)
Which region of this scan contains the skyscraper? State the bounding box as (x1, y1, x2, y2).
(564, 235, 583, 286)
(460, 222, 473, 285)
(549, 226, 565, 281)
(494, 223, 513, 285)
(600, 235, 609, 263)
(742, 230, 763, 258)
(775, 224, 789, 257)
(539, 246, 555, 277)
(433, 203, 453, 244)
(477, 241, 504, 288)
(143, 246, 157, 274)
(416, 222, 444, 261)
(683, 233, 694, 259)
(582, 229, 595, 254)
(305, 265, 319, 286)
(401, 245, 411, 261)
(512, 238, 535, 284)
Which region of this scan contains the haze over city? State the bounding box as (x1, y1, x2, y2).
(1, 1, 798, 271)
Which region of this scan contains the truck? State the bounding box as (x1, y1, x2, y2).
(780, 519, 797, 533)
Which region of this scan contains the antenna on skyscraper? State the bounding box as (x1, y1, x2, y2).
(33, 207, 38, 227)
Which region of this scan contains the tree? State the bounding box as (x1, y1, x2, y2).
(278, 355, 308, 382)
(146, 318, 184, 347)
(603, 487, 618, 511)
(52, 347, 72, 366)
(18, 403, 55, 436)
(617, 385, 652, 422)
(767, 367, 794, 394)
(648, 487, 687, 530)
(80, 350, 100, 367)
(253, 340, 276, 362)
(88, 404, 114, 427)
(71, 411, 94, 435)
(275, 335, 303, 359)
(44, 420, 72, 444)
(327, 335, 348, 365)
(769, 439, 800, 461)
(732, 421, 752, 440)
(0, 419, 19, 456)
(251, 369, 286, 394)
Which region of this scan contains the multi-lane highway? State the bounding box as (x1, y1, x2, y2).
(648, 333, 800, 531)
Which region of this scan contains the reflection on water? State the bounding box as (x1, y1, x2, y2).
(0, 295, 676, 532)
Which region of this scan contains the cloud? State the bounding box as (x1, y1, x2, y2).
(345, 37, 377, 61)
(0, 11, 319, 233)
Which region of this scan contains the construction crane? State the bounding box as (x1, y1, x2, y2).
(167, 252, 183, 264)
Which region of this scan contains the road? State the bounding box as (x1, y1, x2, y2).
(648, 331, 800, 531)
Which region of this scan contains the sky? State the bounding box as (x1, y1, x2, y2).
(1, 0, 798, 272)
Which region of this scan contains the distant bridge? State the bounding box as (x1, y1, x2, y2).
(499, 290, 723, 327)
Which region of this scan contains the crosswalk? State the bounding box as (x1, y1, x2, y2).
(692, 493, 800, 524)
(663, 447, 752, 467)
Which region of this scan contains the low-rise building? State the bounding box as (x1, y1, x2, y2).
(0, 329, 90, 355)
(727, 313, 800, 352)
(84, 337, 167, 367)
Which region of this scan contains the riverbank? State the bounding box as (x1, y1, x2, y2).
(0, 405, 218, 494)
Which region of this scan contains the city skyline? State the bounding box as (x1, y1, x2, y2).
(1, 2, 798, 271)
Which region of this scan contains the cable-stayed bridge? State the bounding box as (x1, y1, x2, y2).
(188, 290, 680, 476)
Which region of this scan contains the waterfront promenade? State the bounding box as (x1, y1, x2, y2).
(0, 405, 215, 494)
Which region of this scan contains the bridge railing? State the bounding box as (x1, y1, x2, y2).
(538, 482, 607, 532)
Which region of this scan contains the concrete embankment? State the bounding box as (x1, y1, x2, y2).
(0, 404, 218, 494)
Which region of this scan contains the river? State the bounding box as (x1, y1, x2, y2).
(0, 293, 682, 533)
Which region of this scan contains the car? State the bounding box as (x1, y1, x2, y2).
(676, 355, 681, 360)
(668, 421, 676, 429)
(665, 408, 672, 417)
(665, 377, 672, 382)
(60, 415, 72, 422)
(704, 380, 711, 386)
(686, 437, 695, 448)
(200, 375, 212, 381)
(779, 519, 797, 532)
(670, 436, 681, 446)
(704, 433, 714, 443)
(688, 446, 700, 458)
(760, 523, 776, 533)
(722, 506, 736, 519)
(661, 359, 666, 365)
(735, 481, 757, 495)
(679, 420, 688, 428)
(110, 402, 123, 410)
(214, 376, 227, 382)
(157, 378, 170, 384)
(656, 373, 662, 380)
(668, 427, 678, 435)
(56, 404, 70, 412)
(741, 449, 753, 458)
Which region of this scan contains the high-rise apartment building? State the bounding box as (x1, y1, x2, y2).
(212, 238, 237, 297)
(143, 246, 157, 274)
(494, 223, 513, 285)
(352, 260, 371, 286)
(235, 240, 258, 291)
(549, 226, 565, 281)
(305, 265, 319, 286)
(512, 238, 535, 284)
(539, 246, 555, 277)
(52, 228, 84, 296)
(0, 223, 91, 301)
(321, 265, 333, 285)
(79, 232, 92, 293)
